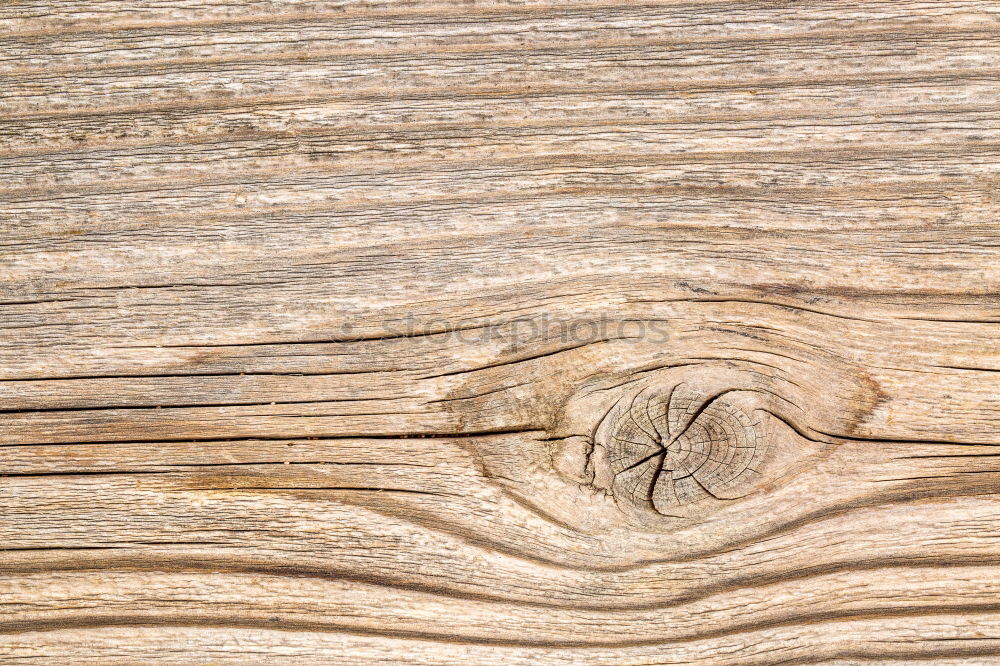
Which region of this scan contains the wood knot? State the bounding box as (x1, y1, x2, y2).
(590, 384, 766, 516)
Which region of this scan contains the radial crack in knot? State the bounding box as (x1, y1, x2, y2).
(592, 383, 765, 516)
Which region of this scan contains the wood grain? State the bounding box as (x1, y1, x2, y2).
(2, 1, 999, 663)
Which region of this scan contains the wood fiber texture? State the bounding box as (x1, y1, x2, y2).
(2, 1, 1000, 663)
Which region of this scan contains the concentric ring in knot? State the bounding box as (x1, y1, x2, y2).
(594, 383, 764, 515)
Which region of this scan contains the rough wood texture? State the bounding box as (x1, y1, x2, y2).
(2, 1, 1000, 663)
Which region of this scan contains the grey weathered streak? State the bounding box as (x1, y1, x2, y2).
(1, 1, 1000, 663)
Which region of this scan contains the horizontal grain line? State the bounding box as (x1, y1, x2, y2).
(5, 26, 995, 78)
(73, 281, 284, 291)
(5, 22, 989, 57)
(4, 68, 998, 122)
(690, 352, 796, 375)
(629, 296, 883, 324)
(811, 428, 1000, 447)
(876, 471, 1000, 483)
(918, 638, 1000, 642)
(0, 298, 76, 306)
(5, 120, 998, 165)
(2, 176, 988, 212)
(0, 190, 974, 249)
(0, 468, 992, 575)
(5, 0, 990, 39)
(896, 453, 1000, 459)
(0, 303, 984, 382)
(784, 648, 1000, 665)
(0, 461, 438, 476)
(172, 460, 437, 468)
(1, 470, 175, 479)
(5, 553, 1000, 614)
(420, 338, 621, 379)
(701, 483, 1000, 566)
(0, 370, 397, 382)
(0, 542, 234, 552)
(8, 147, 996, 202)
(897, 317, 1000, 323)
(0, 397, 413, 415)
(5, 604, 1000, 648)
(110, 322, 491, 348)
(0, 1, 840, 39)
(176, 487, 456, 496)
(0, 430, 545, 449)
(3, 196, 994, 253)
(425, 381, 532, 404)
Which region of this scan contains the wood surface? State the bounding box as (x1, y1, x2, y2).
(2, 1, 1000, 663)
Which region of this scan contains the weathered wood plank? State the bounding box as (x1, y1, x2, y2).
(2, 0, 1000, 663)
